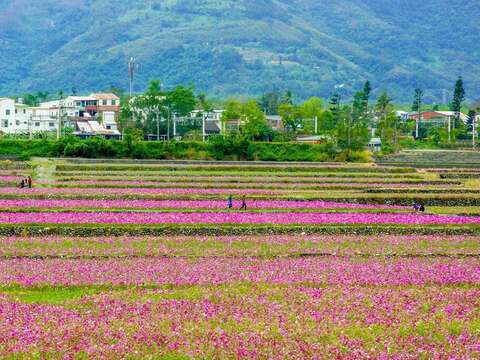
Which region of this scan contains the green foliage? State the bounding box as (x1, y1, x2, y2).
(2, 1, 480, 102)
(0, 223, 477, 237)
(240, 100, 271, 141)
(221, 99, 242, 122)
(258, 92, 280, 115)
(412, 88, 424, 113)
(278, 103, 302, 135)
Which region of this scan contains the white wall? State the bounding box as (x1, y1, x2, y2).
(0, 99, 16, 134)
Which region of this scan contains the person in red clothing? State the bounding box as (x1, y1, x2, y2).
(27, 176, 32, 188)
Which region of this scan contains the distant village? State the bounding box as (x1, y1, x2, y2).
(0, 94, 122, 139)
(0, 93, 476, 150)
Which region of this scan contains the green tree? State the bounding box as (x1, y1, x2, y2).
(127, 80, 167, 136)
(318, 110, 336, 133)
(299, 97, 323, 134)
(221, 99, 242, 134)
(22, 93, 39, 106)
(336, 105, 370, 151)
(378, 112, 400, 152)
(352, 91, 367, 123)
(299, 97, 323, 119)
(450, 76, 465, 127)
(412, 88, 424, 139)
(240, 100, 271, 140)
(278, 103, 302, 136)
(167, 86, 196, 116)
(258, 92, 280, 115)
(281, 90, 294, 105)
(363, 80, 372, 112)
(375, 91, 393, 122)
(329, 92, 342, 125)
(197, 93, 214, 113)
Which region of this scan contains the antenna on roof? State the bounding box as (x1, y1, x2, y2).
(128, 57, 139, 98)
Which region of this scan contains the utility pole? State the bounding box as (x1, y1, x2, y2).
(416, 103, 421, 140)
(202, 113, 206, 141)
(28, 114, 32, 140)
(314, 116, 318, 134)
(167, 107, 171, 141)
(473, 115, 477, 149)
(128, 57, 138, 98)
(173, 114, 176, 137)
(156, 111, 160, 141)
(57, 98, 64, 140)
(448, 116, 452, 143)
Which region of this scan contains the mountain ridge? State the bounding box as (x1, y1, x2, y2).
(1, 0, 479, 102)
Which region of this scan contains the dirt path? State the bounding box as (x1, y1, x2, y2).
(29, 158, 59, 184)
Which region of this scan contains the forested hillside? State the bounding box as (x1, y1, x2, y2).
(1, 0, 479, 101)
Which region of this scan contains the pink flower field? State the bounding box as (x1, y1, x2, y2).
(1, 161, 479, 358)
(0, 211, 477, 225)
(0, 199, 404, 210)
(0, 257, 478, 286)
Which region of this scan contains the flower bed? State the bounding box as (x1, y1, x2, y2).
(1, 257, 478, 286)
(0, 160, 477, 358)
(0, 285, 478, 358)
(0, 199, 406, 210)
(51, 180, 460, 190)
(0, 211, 477, 225)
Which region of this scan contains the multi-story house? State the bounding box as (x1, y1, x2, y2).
(0, 98, 59, 135)
(90, 93, 121, 120)
(0, 93, 121, 137)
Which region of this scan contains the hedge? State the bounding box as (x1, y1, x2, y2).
(0, 138, 371, 163)
(2, 192, 480, 205)
(2, 223, 480, 237)
(56, 164, 415, 174)
(54, 171, 423, 179)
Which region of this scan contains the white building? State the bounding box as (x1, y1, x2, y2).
(0, 98, 16, 134)
(0, 98, 60, 135)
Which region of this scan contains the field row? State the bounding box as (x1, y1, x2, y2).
(0, 235, 477, 257)
(1, 284, 478, 358)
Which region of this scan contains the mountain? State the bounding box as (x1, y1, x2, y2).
(1, 0, 479, 103)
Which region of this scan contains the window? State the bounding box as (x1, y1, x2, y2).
(35, 122, 40, 127)
(5, 109, 10, 116)
(106, 125, 111, 130)
(15, 120, 20, 126)
(15, 109, 18, 114)
(102, 100, 107, 106)
(49, 122, 55, 127)
(111, 100, 116, 106)
(2, 120, 8, 127)
(23, 109, 26, 114)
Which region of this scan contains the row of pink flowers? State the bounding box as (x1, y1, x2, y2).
(0, 187, 282, 195)
(53, 180, 446, 189)
(1, 286, 478, 358)
(0, 257, 478, 286)
(0, 199, 404, 210)
(0, 211, 476, 225)
(0, 175, 25, 182)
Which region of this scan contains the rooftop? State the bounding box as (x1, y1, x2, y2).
(90, 93, 120, 100)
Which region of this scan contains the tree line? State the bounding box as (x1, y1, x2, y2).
(16, 75, 478, 152)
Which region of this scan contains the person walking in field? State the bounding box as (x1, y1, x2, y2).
(227, 195, 233, 209)
(27, 176, 32, 188)
(240, 195, 247, 211)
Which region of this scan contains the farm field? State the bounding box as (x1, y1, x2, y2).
(0, 159, 479, 358)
